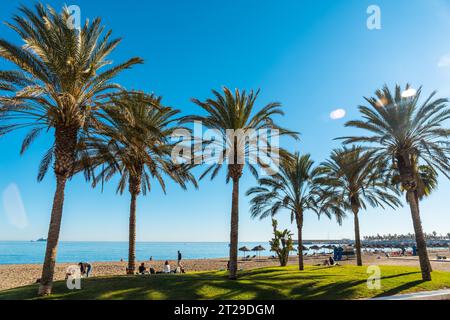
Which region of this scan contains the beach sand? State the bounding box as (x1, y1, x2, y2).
(1, 250, 450, 291)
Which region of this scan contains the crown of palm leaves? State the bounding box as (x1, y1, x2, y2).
(180, 87, 299, 182)
(0, 3, 143, 180)
(79, 91, 197, 195)
(338, 84, 450, 180)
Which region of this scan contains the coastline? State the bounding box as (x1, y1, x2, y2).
(2, 250, 450, 292)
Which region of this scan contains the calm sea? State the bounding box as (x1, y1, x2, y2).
(0, 241, 281, 265)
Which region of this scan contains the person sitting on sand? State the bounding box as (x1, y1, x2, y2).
(329, 256, 335, 266)
(138, 262, 147, 274)
(321, 256, 339, 267)
(164, 260, 171, 273)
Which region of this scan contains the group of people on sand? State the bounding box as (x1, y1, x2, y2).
(314, 256, 339, 267)
(137, 250, 186, 275)
(62, 262, 92, 281)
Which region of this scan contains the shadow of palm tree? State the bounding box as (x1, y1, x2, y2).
(373, 280, 425, 298)
(0, 266, 439, 300)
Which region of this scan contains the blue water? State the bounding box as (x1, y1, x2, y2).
(0, 241, 284, 265)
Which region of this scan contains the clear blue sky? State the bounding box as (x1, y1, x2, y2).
(1, 0, 450, 242)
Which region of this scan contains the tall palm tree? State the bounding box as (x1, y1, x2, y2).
(391, 164, 438, 202)
(181, 87, 298, 279)
(318, 146, 402, 266)
(0, 4, 142, 295)
(82, 92, 197, 273)
(246, 152, 337, 270)
(339, 84, 450, 280)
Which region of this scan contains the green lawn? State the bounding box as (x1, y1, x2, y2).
(1, 265, 450, 300)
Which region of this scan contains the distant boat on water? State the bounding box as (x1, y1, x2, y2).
(30, 238, 47, 242)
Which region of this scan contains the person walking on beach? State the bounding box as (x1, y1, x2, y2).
(177, 250, 182, 267)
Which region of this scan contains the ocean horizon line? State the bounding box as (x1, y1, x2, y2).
(0, 239, 348, 243)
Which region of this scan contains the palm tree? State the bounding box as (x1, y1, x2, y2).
(340, 84, 450, 280)
(0, 4, 142, 295)
(181, 87, 298, 279)
(391, 164, 438, 202)
(246, 152, 337, 270)
(318, 146, 402, 266)
(82, 92, 197, 273)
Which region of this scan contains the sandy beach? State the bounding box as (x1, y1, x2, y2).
(1, 250, 450, 292)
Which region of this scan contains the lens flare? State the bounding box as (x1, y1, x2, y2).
(401, 88, 417, 98)
(330, 109, 346, 120)
(2, 183, 28, 229)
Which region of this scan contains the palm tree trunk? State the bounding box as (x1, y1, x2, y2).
(38, 175, 68, 295)
(127, 172, 142, 275)
(127, 192, 138, 274)
(228, 176, 240, 279)
(414, 191, 433, 272)
(352, 208, 363, 266)
(38, 125, 77, 296)
(406, 190, 432, 281)
(295, 212, 304, 271)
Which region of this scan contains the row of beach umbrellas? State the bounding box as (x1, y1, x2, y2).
(240, 242, 449, 259)
(239, 245, 266, 259)
(238, 244, 339, 259)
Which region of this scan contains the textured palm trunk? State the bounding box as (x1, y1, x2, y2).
(295, 211, 304, 271)
(127, 192, 137, 274)
(38, 175, 67, 295)
(127, 173, 141, 275)
(397, 154, 431, 281)
(228, 176, 240, 279)
(414, 191, 433, 273)
(352, 207, 363, 266)
(38, 125, 77, 296)
(406, 190, 432, 280)
(228, 163, 243, 280)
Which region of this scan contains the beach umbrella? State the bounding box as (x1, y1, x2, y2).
(239, 246, 251, 259)
(252, 245, 266, 260)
